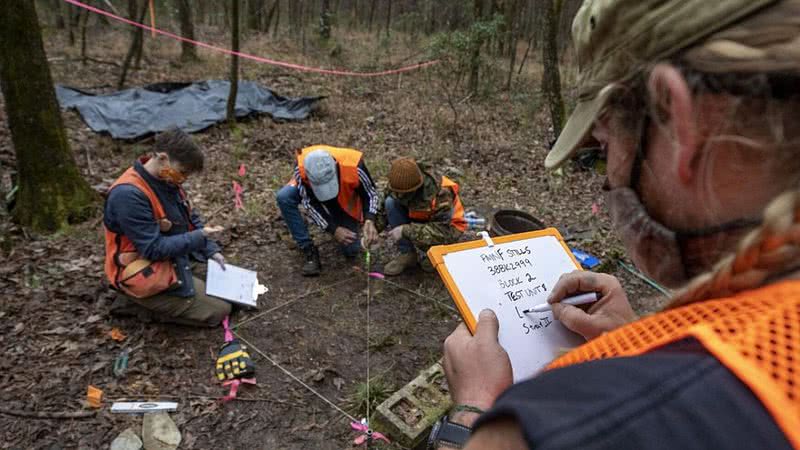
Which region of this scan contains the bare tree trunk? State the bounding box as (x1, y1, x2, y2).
(504, 0, 519, 89)
(117, 1, 148, 89)
(0, 0, 96, 232)
(63, 1, 75, 46)
(263, 0, 278, 33)
(247, 0, 260, 31)
(128, 0, 136, 20)
(351, 0, 360, 26)
(467, 0, 483, 95)
(80, 8, 90, 64)
(223, 0, 230, 31)
(367, 0, 376, 32)
(320, 0, 331, 40)
(384, 0, 392, 38)
(272, 0, 281, 37)
(197, 0, 207, 26)
(227, 0, 240, 125)
(177, 0, 198, 61)
(289, 1, 301, 40)
(301, 1, 308, 53)
(542, 0, 565, 135)
(54, 0, 66, 28)
(133, 0, 145, 69)
(427, 0, 435, 34)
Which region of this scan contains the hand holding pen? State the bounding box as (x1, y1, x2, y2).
(544, 271, 639, 340)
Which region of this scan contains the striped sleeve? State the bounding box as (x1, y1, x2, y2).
(295, 167, 329, 230)
(357, 165, 379, 217)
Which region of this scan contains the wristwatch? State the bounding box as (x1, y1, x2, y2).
(427, 415, 472, 449)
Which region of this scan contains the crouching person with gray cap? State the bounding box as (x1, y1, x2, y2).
(276, 145, 379, 276)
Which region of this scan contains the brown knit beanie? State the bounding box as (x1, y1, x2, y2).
(388, 158, 423, 193)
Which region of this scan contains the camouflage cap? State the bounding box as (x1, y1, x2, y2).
(545, 0, 781, 169)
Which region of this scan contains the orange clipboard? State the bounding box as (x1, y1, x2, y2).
(427, 227, 582, 334)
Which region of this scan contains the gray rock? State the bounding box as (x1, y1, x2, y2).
(110, 428, 143, 450)
(142, 412, 181, 450)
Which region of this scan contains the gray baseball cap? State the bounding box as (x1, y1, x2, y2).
(304, 150, 339, 201)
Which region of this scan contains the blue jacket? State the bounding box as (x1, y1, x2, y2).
(103, 160, 220, 297)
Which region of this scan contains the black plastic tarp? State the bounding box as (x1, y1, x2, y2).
(56, 80, 324, 139)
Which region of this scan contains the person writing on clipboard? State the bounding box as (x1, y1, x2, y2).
(431, 0, 800, 449)
(104, 129, 231, 327)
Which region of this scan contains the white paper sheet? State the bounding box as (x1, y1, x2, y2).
(206, 260, 265, 308)
(441, 234, 585, 382)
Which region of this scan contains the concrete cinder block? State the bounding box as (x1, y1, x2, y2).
(372, 361, 452, 448)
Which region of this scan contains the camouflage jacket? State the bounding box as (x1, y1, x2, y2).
(376, 165, 463, 250)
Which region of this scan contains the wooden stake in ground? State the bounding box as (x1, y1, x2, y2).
(0, 0, 97, 233)
(226, 0, 240, 125)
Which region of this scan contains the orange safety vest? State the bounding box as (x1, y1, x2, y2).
(547, 281, 800, 448)
(104, 167, 187, 298)
(408, 176, 467, 232)
(293, 145, 365, 222)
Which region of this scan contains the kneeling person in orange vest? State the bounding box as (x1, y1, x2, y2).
(104, 129, 231, 327)
(371, 158, 466, 276)
(276, 145, 379, 276)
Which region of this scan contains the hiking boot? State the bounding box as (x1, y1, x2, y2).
(383, 252, 418, 276)
(302, 245, 322, 277)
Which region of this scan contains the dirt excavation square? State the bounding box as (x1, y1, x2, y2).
(229, 258, 459, 448)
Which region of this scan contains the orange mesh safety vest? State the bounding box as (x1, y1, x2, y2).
(104, 167, 184, 298)
(408, 176, 467, 232)
(294, 145, 364, 222)
(547, 280, 800, 448)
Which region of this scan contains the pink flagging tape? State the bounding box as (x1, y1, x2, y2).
(63, 0, 438, 77)
(221, 378, 256, 402)
(232, 181, 244, 210)
(222, 315, 234, 343)
(351, 421, 390, 446)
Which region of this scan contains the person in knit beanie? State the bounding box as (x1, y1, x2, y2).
(372, 157, 467, 276)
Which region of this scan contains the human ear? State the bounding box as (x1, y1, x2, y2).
(647, 64, 698, 185)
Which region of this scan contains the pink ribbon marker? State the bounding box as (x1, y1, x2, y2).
(232, 181, 244, 209)
(350, 421, 390, 446)
(221, 378, 257, 403)
(238, 164, 246, 177)
(222, 315, 234, 343)
(369, 272, 385, 279)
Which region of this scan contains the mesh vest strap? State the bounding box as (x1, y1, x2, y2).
(548, 280, 800, 448)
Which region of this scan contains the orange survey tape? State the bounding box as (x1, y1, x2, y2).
(62, 0, 439, 77)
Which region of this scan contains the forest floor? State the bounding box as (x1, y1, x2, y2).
(0, 24, 669, 449)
